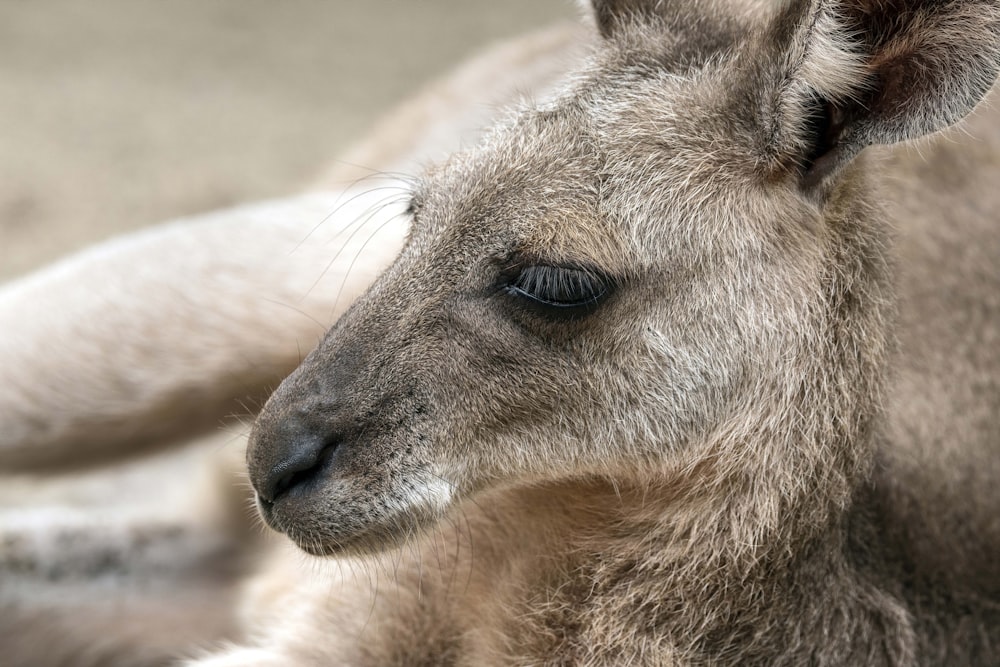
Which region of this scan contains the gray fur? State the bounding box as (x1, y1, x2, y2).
(1, 0, 999, 664)
(246, 0, 1000, 664)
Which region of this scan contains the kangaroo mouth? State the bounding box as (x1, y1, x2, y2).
(254, 451, 456, 558)
(257, 495, 381, 557)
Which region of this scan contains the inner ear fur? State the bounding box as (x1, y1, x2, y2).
(766, 0, 1000, 185)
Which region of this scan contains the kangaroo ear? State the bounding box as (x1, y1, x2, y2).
(765, 0, 1000, 185)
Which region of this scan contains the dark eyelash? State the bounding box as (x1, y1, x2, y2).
(504, 265, 611, 320)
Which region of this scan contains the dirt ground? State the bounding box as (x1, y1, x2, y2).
(0, 0, 570, 282)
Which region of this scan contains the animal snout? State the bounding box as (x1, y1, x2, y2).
(249, 410, 339, 504)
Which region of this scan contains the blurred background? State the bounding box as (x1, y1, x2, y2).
(0, 0, 571, 282)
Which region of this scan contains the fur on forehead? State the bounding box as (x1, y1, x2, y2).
(414, 81, 819, 281)
(412, 103, 639, 275)
(409, 18, 816, 272)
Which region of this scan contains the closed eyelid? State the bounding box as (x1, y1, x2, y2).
(513, 266, 606, 300)
(500, 264, 614, 322)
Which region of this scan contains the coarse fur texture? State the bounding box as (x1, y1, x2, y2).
(2, 0, 1000, 665)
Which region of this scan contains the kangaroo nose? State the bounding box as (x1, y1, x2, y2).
(250, 414, 338, 504)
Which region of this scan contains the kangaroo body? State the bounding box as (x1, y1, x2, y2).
(1, 2, 999, 666)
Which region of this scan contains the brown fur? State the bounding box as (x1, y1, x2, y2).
(2, 0, 999, 665)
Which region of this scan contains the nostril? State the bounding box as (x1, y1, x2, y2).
(271, 470, 300, 501)
(259, 438, 338, 503)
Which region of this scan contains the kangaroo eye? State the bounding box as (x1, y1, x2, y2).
(504, 265, 610, 319)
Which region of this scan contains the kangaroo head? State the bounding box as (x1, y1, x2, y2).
(248, 0, 1000, 556)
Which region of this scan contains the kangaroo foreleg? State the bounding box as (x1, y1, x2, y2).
(0, 189, 407, 472)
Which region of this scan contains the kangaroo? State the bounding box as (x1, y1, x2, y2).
(2, 0, 1000, 665)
